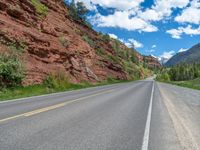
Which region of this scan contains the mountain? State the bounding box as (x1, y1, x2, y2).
(165, 43, 200, 66)
(0, 0, 160, 86)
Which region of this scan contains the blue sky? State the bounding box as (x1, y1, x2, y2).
(69, 0, 200, 61)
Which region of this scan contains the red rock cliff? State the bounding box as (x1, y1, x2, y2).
(0, 0, 158, 85)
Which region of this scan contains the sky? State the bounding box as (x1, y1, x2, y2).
(68, 0, 200, 61)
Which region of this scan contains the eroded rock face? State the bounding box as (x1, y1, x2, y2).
(143, 56, 161, 69)
(0, 0, 126, 85)
(0, 0, 160, 86)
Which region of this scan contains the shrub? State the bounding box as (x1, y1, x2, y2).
(68, 0, 89, 22)
(0, 51, 24, 88)
(44, 72, 71, 90)
(59, 36, 70, 47)
(107, 54, 120, 64)
(102, 34, 110, 42)
(112, 40, 120, 53)
(96, 48, 105, 56)
(31, 0, 48, 18)
(82, 34, 95, 47)
(156, 73, 170, 82)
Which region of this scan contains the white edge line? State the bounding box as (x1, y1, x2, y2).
(141, 81, 154, 150)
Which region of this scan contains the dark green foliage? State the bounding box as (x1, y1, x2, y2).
(76, 1, 89, 20)
(130, 52, 139, 65)
(157, 63, 200, 82)
(156, 73, 170, 82)
(68, 0, 89, 22)
(0, 51, 24, 88)
(169, 63, 200, 81)
(102, 34, 110, 42)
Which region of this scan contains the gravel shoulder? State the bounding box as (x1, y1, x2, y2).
(157, 82, 200, 150)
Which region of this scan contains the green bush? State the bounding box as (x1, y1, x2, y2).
(59, 36, 70, 47)
(102, 34, 110, 42)
(156, 73, 170, 82)
(44, 72, 71, 90)
(82, 34, 95, 47)
(107, 54, 120, 64)
(0, 51, 24, 88)
(31, 0, 48, 18)
(112, 40, 120, 53)
(67, 0, 89, 23)
(96, 48, 105, 56)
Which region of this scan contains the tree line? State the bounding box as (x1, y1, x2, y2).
(157, 63, 200, 81)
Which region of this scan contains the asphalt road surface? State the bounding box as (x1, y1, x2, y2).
(0, 79, 200, 150)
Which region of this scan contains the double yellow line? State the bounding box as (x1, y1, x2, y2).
(0, 89, 114, 124)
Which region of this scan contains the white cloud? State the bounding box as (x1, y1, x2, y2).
(167, 25, 200, 39)
(166, 28, 182, 39)
(108, 33, 118, 39)
(158, 50, 175, 63)
(125, 39, 143, 48)
(138, 9, 162, 21)
(175, 0, 200, 24)
(178, 48, 188, 53)
(146, 49, 156, 53)
(152, 45, 156, 48)
(76, 0, 144, 10)
(93, 11, 158, 32)
(139, 0, 190, 22)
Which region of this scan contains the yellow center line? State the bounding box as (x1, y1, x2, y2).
(0, 89, 115, 123)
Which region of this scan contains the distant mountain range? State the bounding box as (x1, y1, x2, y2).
(165, 43, 200, 66)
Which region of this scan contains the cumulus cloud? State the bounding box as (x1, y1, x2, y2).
(124, 39, 143, 48)
(158, 50, 175, 63)
(76, 0, 144, 10)
(138, 0, 190, 22)
(152, 45, 156, 48)
(73, 0, 200, 38)
(160, 51, 175, 59)
(108, 33, 118, 39)
(166, 28, 183, 39)
(91, 0, 144, 10)
(175, 0, 200, 24)
(93, 11, 158, 32)
(167, 25, 200, 39)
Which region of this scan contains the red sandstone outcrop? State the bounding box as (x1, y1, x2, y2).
(0, 0, 160, 85)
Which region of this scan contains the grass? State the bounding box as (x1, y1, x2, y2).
(158, 78, 200, 90)
(0, 78, 133, 101)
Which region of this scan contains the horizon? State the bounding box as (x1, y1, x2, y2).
(66, 0, 200, 62)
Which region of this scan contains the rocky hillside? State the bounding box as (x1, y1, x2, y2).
(0, 0, 160, 86)
(166, 43, 200, 66)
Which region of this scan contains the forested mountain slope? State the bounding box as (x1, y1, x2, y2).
(166, 43, 200, 66)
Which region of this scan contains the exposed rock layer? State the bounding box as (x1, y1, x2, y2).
(0, 0, 160, 85)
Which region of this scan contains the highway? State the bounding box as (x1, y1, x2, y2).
(0, 79, 200, 150)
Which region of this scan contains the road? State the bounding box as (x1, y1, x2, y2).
(0, 80, 200, 150)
